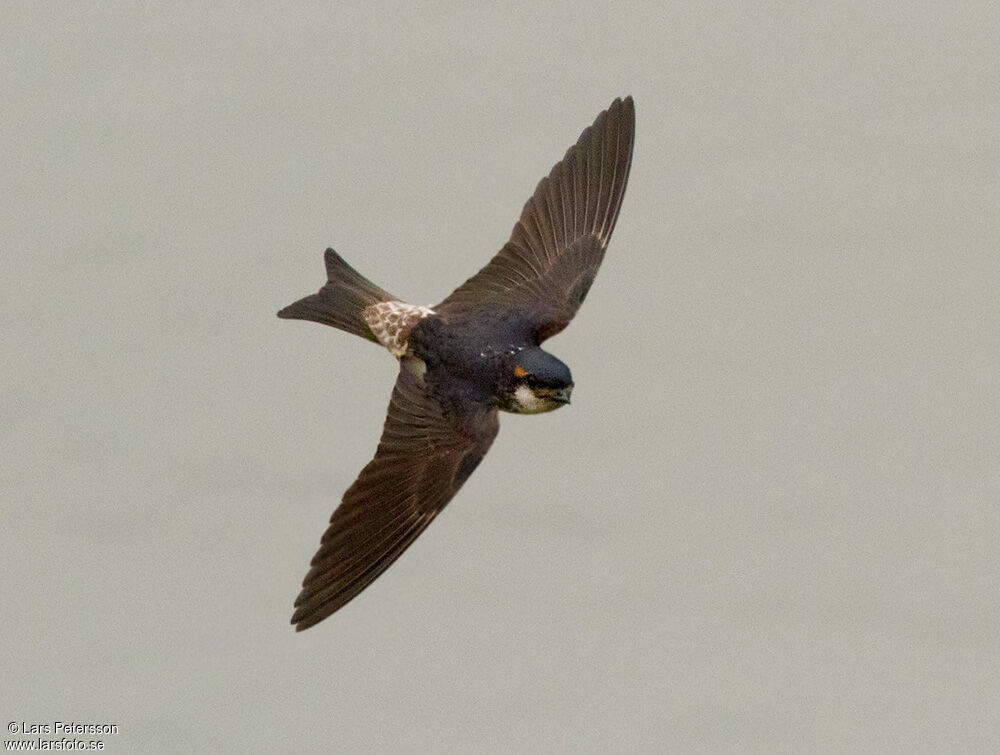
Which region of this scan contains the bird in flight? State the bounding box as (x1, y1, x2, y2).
(279, 96, 635, 630)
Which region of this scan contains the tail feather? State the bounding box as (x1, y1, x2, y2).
(278, 249, 399, 343)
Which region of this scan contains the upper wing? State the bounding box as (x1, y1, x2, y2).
(436, 96, 634, 343)
(291, 362, 499, 630)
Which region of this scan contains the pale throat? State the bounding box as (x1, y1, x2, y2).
(512, 384, 559, 414)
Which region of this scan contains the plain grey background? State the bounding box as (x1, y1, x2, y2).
(4, 3, 998, 752)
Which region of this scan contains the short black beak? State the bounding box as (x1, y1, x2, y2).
(553, 386, 573, 405)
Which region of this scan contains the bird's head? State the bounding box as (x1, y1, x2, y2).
(499, 348, 573, 414)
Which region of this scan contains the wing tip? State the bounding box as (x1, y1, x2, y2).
(291, 588, 338, 632)
(610, 95, 634, 114)
(291, 610, 320, 632)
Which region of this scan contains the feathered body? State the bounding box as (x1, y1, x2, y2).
(278, 97, 635, 630)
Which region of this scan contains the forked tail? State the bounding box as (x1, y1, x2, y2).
(278, 249, 400, 343)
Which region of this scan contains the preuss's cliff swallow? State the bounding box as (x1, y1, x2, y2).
(279, 96, 634, 630)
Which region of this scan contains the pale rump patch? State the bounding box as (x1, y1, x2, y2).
(364, 301, 435, 357)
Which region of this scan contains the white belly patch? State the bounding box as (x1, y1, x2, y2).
(363, 301, 435, 357)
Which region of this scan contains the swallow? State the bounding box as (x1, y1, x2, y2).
(279, 96, 634, 630)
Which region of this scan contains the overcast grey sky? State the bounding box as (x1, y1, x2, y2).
(4, 3, 999, 752)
